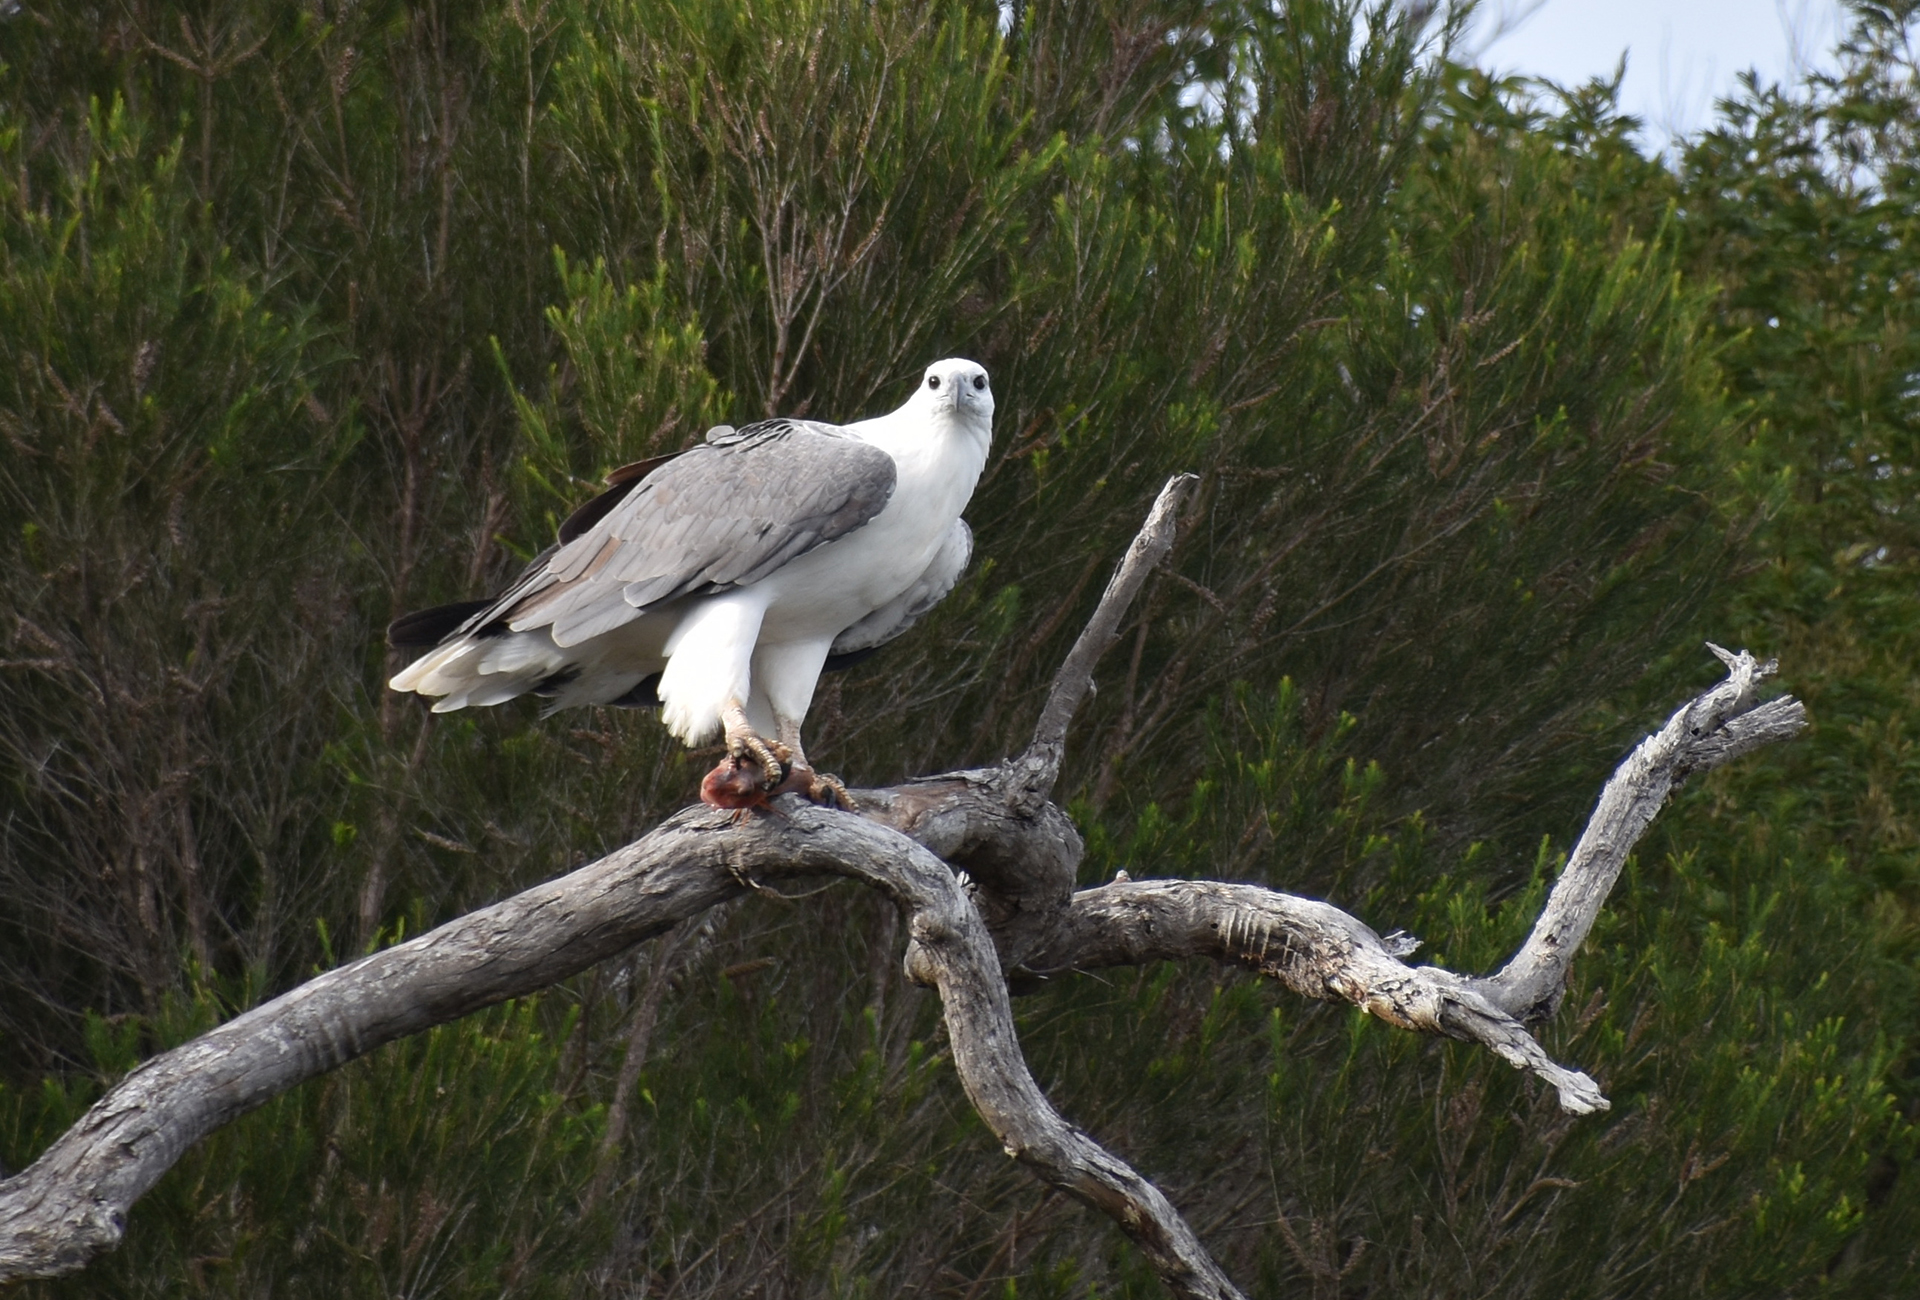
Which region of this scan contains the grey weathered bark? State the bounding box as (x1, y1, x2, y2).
(1468, 644, 1806, 1023)
(1024, 879, 1608, 1115)
(1015, 471, 1197, 807)
(0, 803, 1243, 1298)
(0, 475, 1804, 1300)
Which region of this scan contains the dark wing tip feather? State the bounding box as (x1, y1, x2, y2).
(558, 452, 682, 544)
(607, 452, 680, 487)
(605, 673, 664, 708)
(387, 600, 494, 648)
(823, 646, 882, 673)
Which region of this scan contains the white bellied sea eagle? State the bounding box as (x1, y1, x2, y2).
(387, 357, 993, 809)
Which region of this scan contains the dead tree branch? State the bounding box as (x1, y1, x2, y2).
(1016, 471, 1196, 807)
(1470, 644, 1806, 1022)
(1026, 879, 1607, 1115)
(0, 805, 1242, 1299)
(0, 813, 742, 1281)
(1024, 645, 1807, 1117)
(0, 476, 1804, 1300)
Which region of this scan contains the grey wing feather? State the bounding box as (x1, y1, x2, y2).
(829, 518, 972, 656)
(488, 421, 895, 647)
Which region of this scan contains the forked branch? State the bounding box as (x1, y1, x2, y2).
(1027, 645, 1806, 1116)
(0, 478, 1804, 1300)
(0, 807, 1243, 1297)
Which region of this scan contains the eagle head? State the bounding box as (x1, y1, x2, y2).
(915, 357, 993, 428)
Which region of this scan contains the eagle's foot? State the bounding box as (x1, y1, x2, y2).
(720, 713, 785, 790)
(800, 769, 856, 811)
(763, 739, 854, 810)
(766, 749, 852, 809)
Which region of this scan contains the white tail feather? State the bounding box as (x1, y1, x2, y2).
(390, 640, 481, 695)
(476, 634, 567, 677)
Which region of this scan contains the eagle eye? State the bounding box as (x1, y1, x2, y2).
(926, 375, 941, 391)
(971, 374, 987, 391)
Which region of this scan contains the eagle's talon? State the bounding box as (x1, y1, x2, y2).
(809, 771, 855, 810)
(767, 760, 854, 810)
(764, 742, 798, 792)
(721, 708, 785, 790)
(739, 735, 784, 787)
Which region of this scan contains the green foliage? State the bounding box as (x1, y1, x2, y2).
(1676, 0, 1920, 901)
(0, 91, 351, 1023)
(0, 0, 1909, 1295)
(497, 250, 728, 537)
(5, 988, 609, 1298)
(1658, 0, 1920, 1283)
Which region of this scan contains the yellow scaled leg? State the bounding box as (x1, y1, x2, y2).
(721, 699, 784, 789)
